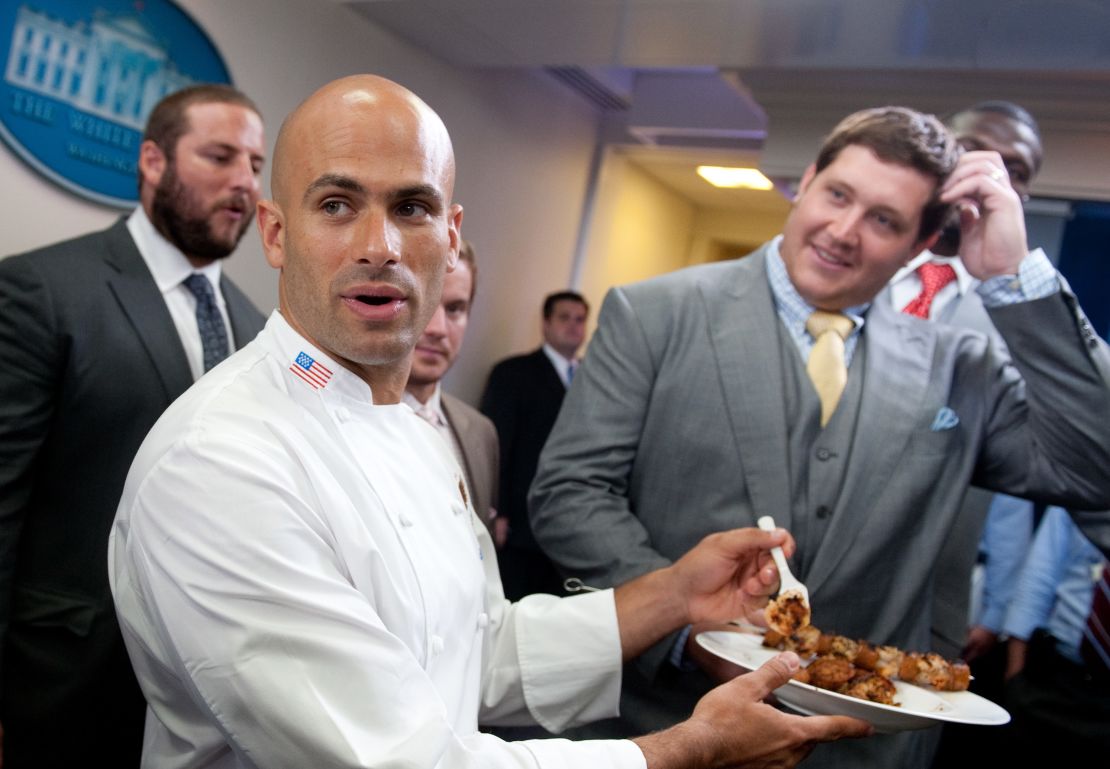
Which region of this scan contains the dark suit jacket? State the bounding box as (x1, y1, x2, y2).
(0, 218, 265, 765)
(479, 348, 566, 551)
(441, 392, 499, 534)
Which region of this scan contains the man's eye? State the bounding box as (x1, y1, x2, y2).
(397, 202, 429, 217)
(872, 213, 900, 233)
(322, 200, 350, 216)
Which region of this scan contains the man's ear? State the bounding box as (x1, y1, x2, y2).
(445, 203, 464, 272)
(256, 200, 286, 269)
(138, 140, 167, 190)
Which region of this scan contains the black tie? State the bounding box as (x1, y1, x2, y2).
(183, 274, 229, 372)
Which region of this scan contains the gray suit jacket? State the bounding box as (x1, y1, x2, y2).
(0, 218, 265, 763)
(530, 244, 1110, 764)
(880, 281, 1011, 658)
(441, 392, 499, 534)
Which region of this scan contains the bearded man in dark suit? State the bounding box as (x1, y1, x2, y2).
(0, 84, 267, 768)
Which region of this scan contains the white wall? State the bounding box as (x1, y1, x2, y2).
(0, 0, 601, 405)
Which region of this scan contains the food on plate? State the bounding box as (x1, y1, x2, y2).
(839, 671, 898, 705)
(899, 652, 972, 692)
(855, 641, 905, 679)
(816, 633, 860, 661)
(804, 655, 857, 690)
(763, 624, 821, 656)
(764, 589, 811, 635)
(762, 622, 971, 704)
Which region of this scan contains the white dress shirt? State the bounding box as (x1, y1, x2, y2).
(403, 384, 467, 467)
(888, 251, 976, 320)
(127, 208, 236, 381)
(109, 312, 641, 769)
(542, 344, 576, 388)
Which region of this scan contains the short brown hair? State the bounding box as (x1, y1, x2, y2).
(543, 291, 588, 319)
(457, 239, 477, 304)
(815, 107, 960, 240)
(139, 84, 260, 190)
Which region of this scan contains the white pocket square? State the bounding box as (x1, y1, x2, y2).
(931, 407, 959, 431)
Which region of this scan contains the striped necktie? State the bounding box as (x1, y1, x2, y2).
(1080, 560, 1110, 678)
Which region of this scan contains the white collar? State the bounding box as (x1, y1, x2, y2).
(402, 383, 444, 418)
(127, 207, 223, 294)
(542, 343, 576, 384)
(891, 250, 975, 296)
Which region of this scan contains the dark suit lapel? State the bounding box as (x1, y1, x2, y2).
(806, 298, 936, 588)
(532, 348, 566, 396)
(698, 248, 793, 531)
(101, 219, 193, 400)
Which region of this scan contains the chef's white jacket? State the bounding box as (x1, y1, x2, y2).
(109, 313, 645, 769)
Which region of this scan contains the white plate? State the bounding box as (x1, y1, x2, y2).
(695, 630, 1010, 733)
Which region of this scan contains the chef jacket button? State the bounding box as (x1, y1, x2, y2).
(431, 635, 444, 654)
(816, 505, 832, 519)
(399, 513, 414, 527)
(477, 612, 489, 629)
(334, 407, 351, 422)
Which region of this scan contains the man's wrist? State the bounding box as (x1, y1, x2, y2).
(977, 248, 1057, 307)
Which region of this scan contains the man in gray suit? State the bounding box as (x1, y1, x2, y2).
(405, 240, 502, 543)
(0, 84, 267, 768)
(531, 106, 1110, 769)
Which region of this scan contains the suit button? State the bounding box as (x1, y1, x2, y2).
(816, 447, 832, 461)
(816, 505, 831, 519)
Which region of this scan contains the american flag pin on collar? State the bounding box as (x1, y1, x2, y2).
(289, 352, 333, 390)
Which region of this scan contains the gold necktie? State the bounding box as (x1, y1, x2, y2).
(805, 311, 855, 427)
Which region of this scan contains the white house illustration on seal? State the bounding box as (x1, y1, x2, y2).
(5, 4, 195, 131)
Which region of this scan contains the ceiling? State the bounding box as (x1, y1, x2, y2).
(343, 0, 1110, 206)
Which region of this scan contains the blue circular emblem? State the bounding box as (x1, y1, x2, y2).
(0, 0, 231, 208)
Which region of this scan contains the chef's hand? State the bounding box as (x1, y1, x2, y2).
(633, 653, 873, 769)
(675, 527, 790, 626)
(613, 528, 789, 662)
(939, 150, 1028, 280)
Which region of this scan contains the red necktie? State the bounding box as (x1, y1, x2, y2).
(1080, 561, 1110, 678)
(902, 262, 958, 319)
